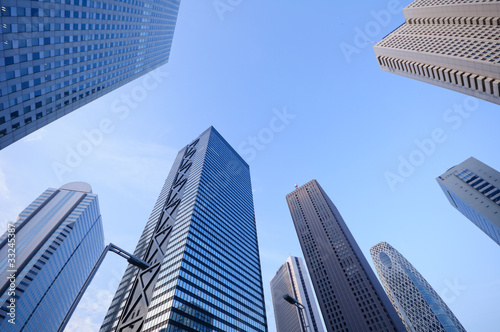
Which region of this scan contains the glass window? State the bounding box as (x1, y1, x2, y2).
(1, 6, 11, 17)
(2, 24, 11, 33)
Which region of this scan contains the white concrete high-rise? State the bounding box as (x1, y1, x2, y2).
(374, 0, 500, 105)
(437, 156, 500, 246)
(371, 242, 466, 332)
(270, 256, 325, 332)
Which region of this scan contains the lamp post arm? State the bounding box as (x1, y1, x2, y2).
(57, 243, 149, 332)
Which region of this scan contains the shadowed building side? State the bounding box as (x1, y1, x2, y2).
(270, 256, 325, 332)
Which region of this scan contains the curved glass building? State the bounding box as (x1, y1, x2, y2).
(370, 242, 466, 332)
(0, 181, 104, 331)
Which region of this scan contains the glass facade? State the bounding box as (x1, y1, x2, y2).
(101, 127, 268, 332)
(437, 157, 500, 246)
(286, 180, 406, 332)
(371, 242, 466, 332)
(0, 182, 104, 331)
(0, 0, 181, 149)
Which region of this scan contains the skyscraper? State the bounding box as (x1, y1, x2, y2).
(100, 127, 268, 332)
(370, 242, 466, 332)
(0, 182, 104, 331)
(270, 256, 325, 332)
(286, 180, 406, 332)
(374, 0, 500, 105)
(437, 156, 500, 246)
(0, 0, 181, 149)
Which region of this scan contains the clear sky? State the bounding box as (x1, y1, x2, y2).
(1, 1, 499, 331)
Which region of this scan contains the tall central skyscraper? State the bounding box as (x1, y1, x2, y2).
(286, 180, 406, 332)
(374, 0, 500, 105)
(0, 0, 181, 149)
(100, 127, 268, 332)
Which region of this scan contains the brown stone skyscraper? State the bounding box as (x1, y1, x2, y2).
(286, 180, 405, 332)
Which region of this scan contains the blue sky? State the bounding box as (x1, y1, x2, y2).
(1, 1, 499, 331)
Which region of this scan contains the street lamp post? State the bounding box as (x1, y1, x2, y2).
(283, 294, 310, 332)
(57, 243, 150, 332)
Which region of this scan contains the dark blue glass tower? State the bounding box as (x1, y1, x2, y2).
(0, 0, 181, 149)
(101, 127, 268, 332)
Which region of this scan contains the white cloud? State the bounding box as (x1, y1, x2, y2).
(64, 315, 101, 332)
(0, 165, 10, 201)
